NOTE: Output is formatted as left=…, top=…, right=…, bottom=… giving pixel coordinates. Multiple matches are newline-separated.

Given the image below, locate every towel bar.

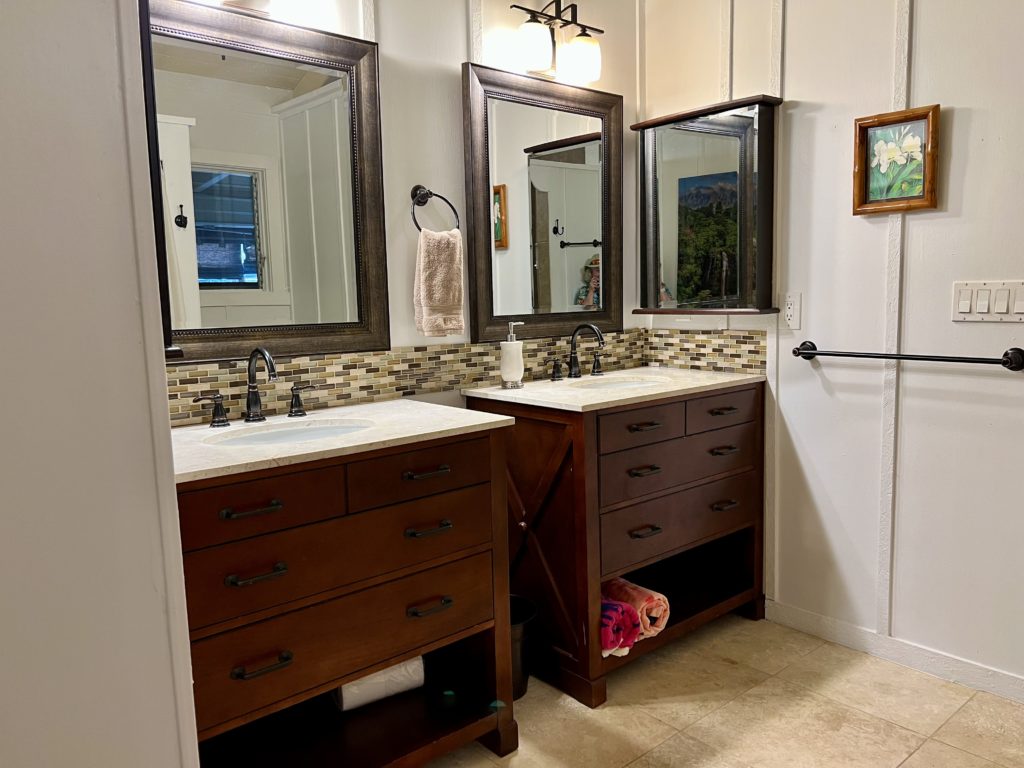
left=793, top=341, right=1024, bottom=372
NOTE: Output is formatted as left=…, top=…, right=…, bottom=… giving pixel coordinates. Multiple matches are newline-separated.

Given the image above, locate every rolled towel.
left=414, top=228, right=464, bottom=337
left=599, top=599, right=641, bottom=658
left=333, top=656, right=424, bottom=712
left=602, top=578, right=670, bottom=640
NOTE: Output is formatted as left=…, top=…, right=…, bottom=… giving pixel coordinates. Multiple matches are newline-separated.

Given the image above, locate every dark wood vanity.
left=469, top=382, right=764, bottom=707
left=176, top=429, right=517, bottom=766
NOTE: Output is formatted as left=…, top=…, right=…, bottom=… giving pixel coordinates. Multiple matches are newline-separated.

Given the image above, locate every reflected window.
left=191, top=167, right=264, bottom=289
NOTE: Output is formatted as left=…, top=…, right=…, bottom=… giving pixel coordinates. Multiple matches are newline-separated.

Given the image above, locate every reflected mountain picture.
left=677, top=171, right=740, bottom=308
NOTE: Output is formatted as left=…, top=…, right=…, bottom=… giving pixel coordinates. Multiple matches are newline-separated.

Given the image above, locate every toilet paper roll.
left=334, top=656, right=425, bottom=712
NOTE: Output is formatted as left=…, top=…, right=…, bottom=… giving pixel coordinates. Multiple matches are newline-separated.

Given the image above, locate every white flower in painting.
left=872, top=139, right=907, bottom=173
left=901, top=132, right=923, bottom=161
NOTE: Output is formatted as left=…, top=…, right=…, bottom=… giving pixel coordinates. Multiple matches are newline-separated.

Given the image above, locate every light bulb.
left=557, top=30, right=601, bottom=85
left=517, top=15, right=553, bottom=72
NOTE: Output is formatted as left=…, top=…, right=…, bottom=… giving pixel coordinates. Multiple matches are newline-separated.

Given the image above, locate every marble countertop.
left=171, top=398, right=513, bottom=484
left=462, top=366, right=765, bottom=413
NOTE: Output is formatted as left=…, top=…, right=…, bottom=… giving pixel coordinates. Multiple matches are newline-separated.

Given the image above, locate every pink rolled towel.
left=600, top=600, right=641, bottom=658
left=602, top=578, right=670, bottom=640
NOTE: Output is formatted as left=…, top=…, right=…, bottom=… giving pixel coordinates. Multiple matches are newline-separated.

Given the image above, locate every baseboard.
left=766, top=599, right=1024, bottom=704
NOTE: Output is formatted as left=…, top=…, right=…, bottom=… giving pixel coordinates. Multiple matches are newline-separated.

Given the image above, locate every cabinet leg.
left=536, top=667, right=607, bottom=708
left=735, top=594, right=765, bottom=621
left=480, top=719, right=519, bottom=757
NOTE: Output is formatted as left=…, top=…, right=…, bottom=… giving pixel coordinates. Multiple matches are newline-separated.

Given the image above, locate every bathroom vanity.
left=172, top=400, right=518, bottom=766
left=465, top=368, right=766, bottom=707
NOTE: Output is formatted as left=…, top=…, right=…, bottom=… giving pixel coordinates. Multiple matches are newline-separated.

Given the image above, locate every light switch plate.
left=952, top=280, right=1024, bottom=322
left=784, top=292, right=802, bottom=330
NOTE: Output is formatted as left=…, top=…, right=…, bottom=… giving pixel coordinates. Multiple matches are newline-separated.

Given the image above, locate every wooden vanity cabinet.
left=176, top=430, right=517, bottom=766
left=469, top=383, right=764, bottom=707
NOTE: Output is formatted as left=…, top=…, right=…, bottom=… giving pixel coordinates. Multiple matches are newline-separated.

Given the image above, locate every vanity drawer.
left=599, top=402, right=686, bottom=454
left=178, top=468, right=346, bottom=552
left=191, top=552, right=494, bottom=733
left=601, top=472, right=759, bottom=574
left=600, top=422, right=759, bottom=507
left=347, top=437, right=491, bottom=513
left=183, top=484, right=493, bottom=630
left=686, top=388, right=759, bottom=435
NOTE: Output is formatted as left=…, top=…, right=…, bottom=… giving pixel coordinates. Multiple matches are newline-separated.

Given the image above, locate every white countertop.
left=462, top=366, right=765, bottom=413
left=171, top=398, right=513, bottom=484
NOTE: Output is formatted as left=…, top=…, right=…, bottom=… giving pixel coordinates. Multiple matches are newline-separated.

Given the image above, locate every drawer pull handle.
left=629, top=524, right=664, bottom=539
left=219, top=499, right=284, bottom=521
left=709, top=445, right=739, bottom=457
left=711, top=499, right=739, bottom=512
left=224, top=562, right=288, bottom=588
left=404, top=519, right=454, bottom=539
left=709, top=406, right=740, bottom=417
left=627, top=421, right=663, bottom=433
left=402, top=464, right=452, bottom=482
left=406, top=596, right=454, bottom=618
left=230, top=650, right=294, bottom=681
left=628, top=465, right=662, bottom=478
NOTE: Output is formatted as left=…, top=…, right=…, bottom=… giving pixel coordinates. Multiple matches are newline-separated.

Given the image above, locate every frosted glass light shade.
left=558, top=31, right=601, bottom=85
left=517, top=18, right=553, bottom=72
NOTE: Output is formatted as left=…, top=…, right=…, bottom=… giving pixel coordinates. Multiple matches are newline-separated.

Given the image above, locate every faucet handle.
left=288, top=383, right=316, bottom=418
left=591, top=350, right=604, bottom=376
left=547, top=357, right=565, bottom=382
left=193, top=392, right=230, bottom=428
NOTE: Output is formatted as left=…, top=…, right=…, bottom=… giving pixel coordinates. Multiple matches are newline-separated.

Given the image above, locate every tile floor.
left=430, top=616, right=1024, bottom=768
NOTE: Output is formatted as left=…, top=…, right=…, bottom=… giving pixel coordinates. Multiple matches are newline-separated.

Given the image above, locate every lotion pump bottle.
left=500, top=321, right=526, bottom=389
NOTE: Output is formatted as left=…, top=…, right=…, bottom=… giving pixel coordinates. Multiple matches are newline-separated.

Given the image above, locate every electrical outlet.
left=784, top=292, right=802, bottom=330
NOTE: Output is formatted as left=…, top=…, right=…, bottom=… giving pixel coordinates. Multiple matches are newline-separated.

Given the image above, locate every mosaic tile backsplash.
left=166, top=328, right=765, bottom=426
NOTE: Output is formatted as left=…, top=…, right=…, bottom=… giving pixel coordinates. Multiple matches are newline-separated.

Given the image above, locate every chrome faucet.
left=244, top=347, right=278, bottom=422
left=568, top=323, right=606, bottom=378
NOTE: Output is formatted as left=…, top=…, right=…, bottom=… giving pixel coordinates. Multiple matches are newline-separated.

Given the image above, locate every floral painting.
left=866, top=119, right=927, bottom=201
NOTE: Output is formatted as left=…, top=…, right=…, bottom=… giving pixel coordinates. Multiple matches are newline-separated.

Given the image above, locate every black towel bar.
left=410, top=185, right=459, bottom=232
left=559, top=239, right=602, bottom=249
left=793, top=341, right=1024, bottom=372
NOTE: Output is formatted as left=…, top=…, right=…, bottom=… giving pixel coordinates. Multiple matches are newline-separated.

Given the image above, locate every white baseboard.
left=766, top=600, right=1024, bottom=704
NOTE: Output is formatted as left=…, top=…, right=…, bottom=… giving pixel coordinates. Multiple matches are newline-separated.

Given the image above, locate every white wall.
left=0, top=0, right=197, bottom=766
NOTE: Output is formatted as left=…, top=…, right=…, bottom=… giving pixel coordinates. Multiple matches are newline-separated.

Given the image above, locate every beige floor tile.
left=493, top=678, right=677, bottom=768
left=686, top=677, right=922, bottom=768
left=776, top=643, right=973, bottom=734
left=935, top=692, right=1024, bottom=767
left=606, top=643, right=768, bottom=730
left=900, top=740, right=1000, bottom=768
left=626, top=733, right=754, bottom=767
left=427, top=741, right=501, bottom=767
left=679, top=616, right=824, bottom=674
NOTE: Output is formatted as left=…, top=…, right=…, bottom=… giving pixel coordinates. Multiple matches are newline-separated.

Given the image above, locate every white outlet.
left=784, top=292, right=802, bottom=330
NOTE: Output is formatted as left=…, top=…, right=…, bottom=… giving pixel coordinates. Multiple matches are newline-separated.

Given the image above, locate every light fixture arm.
left=510, top=2, right=605, bottom=35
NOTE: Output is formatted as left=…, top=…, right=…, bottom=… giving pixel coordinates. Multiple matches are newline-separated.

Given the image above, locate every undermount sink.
left=569, top=376, right=671, bottom=390
left=203, top=418, right=374, bottom=447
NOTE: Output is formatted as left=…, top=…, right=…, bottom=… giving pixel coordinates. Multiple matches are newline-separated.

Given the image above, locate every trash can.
left=509, top=595, right=536, bottom=701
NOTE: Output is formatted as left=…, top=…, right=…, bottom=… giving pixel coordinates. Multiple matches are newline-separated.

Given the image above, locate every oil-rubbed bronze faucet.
left=244, top=347, right=278, bottom=422
left=568, top=323, right=606, bottom=378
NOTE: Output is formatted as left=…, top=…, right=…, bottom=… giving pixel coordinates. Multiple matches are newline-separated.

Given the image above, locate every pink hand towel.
left=600, top=600, right=641, bottom=658
left=602, top=578, right=670, bottom=640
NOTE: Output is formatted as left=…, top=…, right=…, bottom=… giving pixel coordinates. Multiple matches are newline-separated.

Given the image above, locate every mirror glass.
left=486, top=98, right=603, bottom=316
left=153, top=36, right=359, bottom=330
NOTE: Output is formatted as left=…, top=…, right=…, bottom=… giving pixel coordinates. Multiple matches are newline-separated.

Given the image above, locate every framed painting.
left=676, top=170, right=741, bottom=308
left=493, top=183, right=509, bottom=249
left=853, top=104, right=939, bottom=215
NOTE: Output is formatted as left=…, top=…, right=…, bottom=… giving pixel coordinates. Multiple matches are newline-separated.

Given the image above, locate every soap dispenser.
left=501, top=321, right=526, bottom=389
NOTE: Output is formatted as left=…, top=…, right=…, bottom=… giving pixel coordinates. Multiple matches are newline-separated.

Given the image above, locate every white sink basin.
left=569, top=376, right=671, bottom=390
left=203, top=418, right=374, bottom=447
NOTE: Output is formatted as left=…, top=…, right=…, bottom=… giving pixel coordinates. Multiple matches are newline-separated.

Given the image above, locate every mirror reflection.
left=153, top=36, right=359, bottom=330
left=487, top=98, right=603, bottom=316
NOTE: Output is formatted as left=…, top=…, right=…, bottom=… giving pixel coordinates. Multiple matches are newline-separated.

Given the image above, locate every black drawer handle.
left=224, top=562, right=288, bottom=588
left=628, top=524, right=664, bottom=539
left=711, top=499, right=739, bottom=512
left=709, top=406, right=740, bottom=417
left=402, top=464, right=452, bottom=482
left=230, top=650, right=294, bottom=681
left=404, top=520, right=454, bottom=539
left=219, top=499, right=284, bottom=521
left=406, top=596, right=454, bottom=618
left=628, top=465, right=662, bottom=478
left=709, top=445, right=739, bottom=457
left=627, top=421, right=663, bottom=433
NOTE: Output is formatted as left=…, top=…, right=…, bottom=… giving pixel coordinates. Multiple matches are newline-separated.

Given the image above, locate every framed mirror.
left=462, top=63, right=623, bottom=342
left=633, top=95, right=781, bottom=314
left=143, top=0, right=389, bottom=360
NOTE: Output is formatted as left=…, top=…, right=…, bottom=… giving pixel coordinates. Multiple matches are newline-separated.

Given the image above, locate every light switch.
left=977, top=289, right=991, bottom=313
left=957, top=288, right=973, bottom=314
left=994, top=289, right=1011, bottom=314
left=1015, top=290, right=1024, bottom=314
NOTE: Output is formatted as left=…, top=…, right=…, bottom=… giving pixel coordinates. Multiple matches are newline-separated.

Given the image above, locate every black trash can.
left=509, top=595, right=536, bottom=700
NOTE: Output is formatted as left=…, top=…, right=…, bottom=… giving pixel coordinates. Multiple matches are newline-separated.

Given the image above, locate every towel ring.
left=410, top=185, right=460, bottom=232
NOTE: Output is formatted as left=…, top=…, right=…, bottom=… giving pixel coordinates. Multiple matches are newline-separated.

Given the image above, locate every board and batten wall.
left=643, top=0, right=1024, bottom=700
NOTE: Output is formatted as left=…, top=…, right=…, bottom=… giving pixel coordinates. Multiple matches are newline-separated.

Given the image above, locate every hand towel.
left=414, top=228, right=464, bottom=337
left=602, top=577, right=671, bottom=640
left=599, top=599, right=641, bottom=658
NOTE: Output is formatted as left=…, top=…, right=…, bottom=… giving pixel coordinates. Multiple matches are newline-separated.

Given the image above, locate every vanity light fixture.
left=511, top=1, right=603, bottom=84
